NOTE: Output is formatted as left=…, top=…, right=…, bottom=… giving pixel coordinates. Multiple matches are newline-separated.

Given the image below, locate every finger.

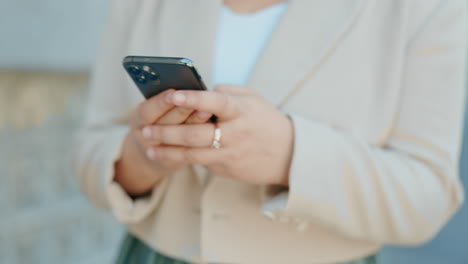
left=142, top=123, right=219, bottom=148
left=166, top=90, right=240, bottom=120
left=185, top=111, right=213, bottom=124
left=213, top=84, right=255, bottom=95
left=156, top=106, right=195, bottom=125
left=146, top=146, right=222, bottom=166
left=145, top=146, right=190, bottom=168
left=136, top=89, right=176, bottom=126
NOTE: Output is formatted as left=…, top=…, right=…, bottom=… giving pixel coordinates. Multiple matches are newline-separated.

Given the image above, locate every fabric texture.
left=74, top=0, right=467, bottom=263
left=116, top=233, right=378, bottom=264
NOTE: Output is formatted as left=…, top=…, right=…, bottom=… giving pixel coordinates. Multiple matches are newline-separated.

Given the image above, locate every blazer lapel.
left=246, top=0, right=366, bottom=107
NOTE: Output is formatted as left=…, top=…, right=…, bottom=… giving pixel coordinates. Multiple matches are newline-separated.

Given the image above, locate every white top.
left=212, top=2, right=288, bottom=87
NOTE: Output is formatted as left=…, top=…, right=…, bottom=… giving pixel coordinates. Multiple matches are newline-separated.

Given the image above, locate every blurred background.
left=0, top=1, right=123, bottom=264
left=0, top=0, right=467, bottom=263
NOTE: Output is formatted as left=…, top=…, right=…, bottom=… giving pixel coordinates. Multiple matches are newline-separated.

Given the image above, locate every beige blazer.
left=74, top=0, right=467, bottom=263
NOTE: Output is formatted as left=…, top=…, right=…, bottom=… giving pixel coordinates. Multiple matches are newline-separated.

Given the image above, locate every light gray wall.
left=0, top=72, right=123, bottom=264
left=0, top=0, right=108, bottom=72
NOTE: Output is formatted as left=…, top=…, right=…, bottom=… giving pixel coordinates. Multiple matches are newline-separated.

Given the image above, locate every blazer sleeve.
left=73, top=0, right=170, bottom=224
left=261, top=0, right=467, bottom=245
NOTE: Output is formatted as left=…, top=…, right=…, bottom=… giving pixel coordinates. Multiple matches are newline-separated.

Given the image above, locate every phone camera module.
left=136, top=75, right=147, bottom=84
left=128, top=66, right=142, bottom=76
left=143, top=65, right=152, bottom=72
left=148, top=71, right=159, bottom=81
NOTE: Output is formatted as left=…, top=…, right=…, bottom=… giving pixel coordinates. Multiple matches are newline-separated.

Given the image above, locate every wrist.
left=114, top=132, right=165, bottom=196
left=275, top=114, right=294, bottom=187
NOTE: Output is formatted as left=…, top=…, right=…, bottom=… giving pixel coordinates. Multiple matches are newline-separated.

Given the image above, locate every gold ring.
left=211, top=122, right=222, bottom=149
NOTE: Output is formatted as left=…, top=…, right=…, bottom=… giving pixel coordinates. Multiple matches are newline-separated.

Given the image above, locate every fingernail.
left=146, top=148, right=158, bottom=160
left=142, top=127, right=152, bottom=139
left=197, top=111, right=211, bottom=119
left=173, top=93, right=186, bottom=105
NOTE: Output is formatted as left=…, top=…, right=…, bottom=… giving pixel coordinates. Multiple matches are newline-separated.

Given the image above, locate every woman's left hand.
left=141, top=85, right=294, bottom=186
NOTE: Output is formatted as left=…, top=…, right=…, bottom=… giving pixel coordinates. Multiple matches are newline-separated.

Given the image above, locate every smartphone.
left=123, top=56, right=207, bottom=99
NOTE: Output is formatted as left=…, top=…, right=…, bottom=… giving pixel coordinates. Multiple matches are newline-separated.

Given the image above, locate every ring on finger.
left=211, top=122, right=222, bottom=149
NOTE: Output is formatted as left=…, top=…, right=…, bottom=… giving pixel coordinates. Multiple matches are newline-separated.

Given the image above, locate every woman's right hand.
left=114, top=89, right=212, bottom=196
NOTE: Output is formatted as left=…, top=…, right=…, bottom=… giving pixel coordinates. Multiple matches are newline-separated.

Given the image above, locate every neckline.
left=222, top=1, right=287, bottom=17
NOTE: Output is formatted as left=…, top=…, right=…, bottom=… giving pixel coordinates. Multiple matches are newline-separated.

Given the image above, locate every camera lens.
left=128, top=66, right=141, bottom=76
left=136, top=75, right=146, bottom=84
left=148, top=71, right=159, bottom=81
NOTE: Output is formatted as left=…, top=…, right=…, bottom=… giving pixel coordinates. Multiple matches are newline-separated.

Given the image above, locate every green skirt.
left=116, top=233, right=378, bottom=264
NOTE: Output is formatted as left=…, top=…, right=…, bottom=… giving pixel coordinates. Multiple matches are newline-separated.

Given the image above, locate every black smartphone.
left=123, top=56, right=207, bottom=99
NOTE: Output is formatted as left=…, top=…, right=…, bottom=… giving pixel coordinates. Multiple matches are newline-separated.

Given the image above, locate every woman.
left=74, top=0, right=467, bottom=263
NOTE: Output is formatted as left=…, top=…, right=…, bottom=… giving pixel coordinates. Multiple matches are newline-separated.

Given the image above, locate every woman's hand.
left=115, top=89, right=212, bottom=196
left=141, top=85, right=295, bottom=186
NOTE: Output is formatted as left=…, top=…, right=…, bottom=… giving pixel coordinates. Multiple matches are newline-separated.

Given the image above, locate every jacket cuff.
left=100, top=127, right=169, bottom=224
left=260, top=113, right=337, bottom=228
left=106, top=175, right=170, bottom=224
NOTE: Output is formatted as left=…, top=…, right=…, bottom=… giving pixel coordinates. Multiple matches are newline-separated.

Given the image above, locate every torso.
left=121, top=0, right=445, bottom=263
